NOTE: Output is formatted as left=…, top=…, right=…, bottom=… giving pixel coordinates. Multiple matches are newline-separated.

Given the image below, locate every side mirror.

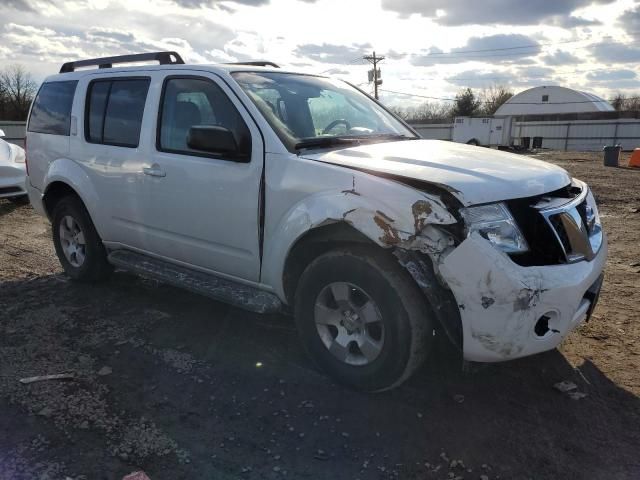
left=187, top=125, right=247, bottom=161
left=0, top=129, right=5, bottom=138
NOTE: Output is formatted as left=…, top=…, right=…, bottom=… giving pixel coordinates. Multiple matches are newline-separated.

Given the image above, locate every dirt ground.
left=0, top=151, right=638, bottom=480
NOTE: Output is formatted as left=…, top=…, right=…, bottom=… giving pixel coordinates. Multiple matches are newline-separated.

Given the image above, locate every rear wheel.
left=52, top=196, right=112, bottom=282
left=294, top=246, right=433, bottom=391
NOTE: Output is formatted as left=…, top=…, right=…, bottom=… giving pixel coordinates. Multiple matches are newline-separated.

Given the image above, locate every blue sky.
left=2, top=0, right=639, bottom=107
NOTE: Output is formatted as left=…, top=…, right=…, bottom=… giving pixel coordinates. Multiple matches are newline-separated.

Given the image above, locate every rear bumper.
left=0, top=164, right=27, bottom=198
left=26, top=180, right=47, bottom=216
left=439, top=232, right=607, bottom=362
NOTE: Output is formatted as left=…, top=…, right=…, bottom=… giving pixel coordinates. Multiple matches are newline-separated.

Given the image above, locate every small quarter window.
left=86, top=81, right=110, bottom=143
left=85, top=78, right=150, bottom=147
left=28, top=81, right=78, bottom=136
left=542, top=95, right=549, bottom=102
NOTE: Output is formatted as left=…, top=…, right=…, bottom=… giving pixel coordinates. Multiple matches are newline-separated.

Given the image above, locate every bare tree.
left=0, top=64, right=38, bottom=120
left=611, top=93, right=626, bottom=111
left=389, top=102, right=453, bottom=124
left=610, top=93, right=640, bottom=112
left=481, top=85, right=514, bottom=116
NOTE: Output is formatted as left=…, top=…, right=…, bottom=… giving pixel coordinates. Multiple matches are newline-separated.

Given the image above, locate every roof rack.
left=224, top=61, right=280, bottom=68
left=59, top=51, right=185, bottom=73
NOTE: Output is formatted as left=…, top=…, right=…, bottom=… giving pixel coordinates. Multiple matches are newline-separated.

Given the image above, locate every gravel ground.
left=0, top=151, right=639, bottom=480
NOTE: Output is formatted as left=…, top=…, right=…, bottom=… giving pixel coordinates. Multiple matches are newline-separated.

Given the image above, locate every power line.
left=396, top=33, right=640, bottom=60
left=317, top=56, right=366, bottom=74
left=412, top=65, right=640, bottom=83
left=378, top=88, right=640, bottom=104
left=415, top=37, right=581, bottom=55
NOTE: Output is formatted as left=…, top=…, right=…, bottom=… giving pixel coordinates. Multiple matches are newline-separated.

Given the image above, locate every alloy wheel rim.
left=314, top=282, right=385, bottom=366
left=59, top=215, right=86, bottom=268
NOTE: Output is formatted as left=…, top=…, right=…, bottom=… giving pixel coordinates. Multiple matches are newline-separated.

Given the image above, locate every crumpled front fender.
left=262, top=175, right=458, bottom=301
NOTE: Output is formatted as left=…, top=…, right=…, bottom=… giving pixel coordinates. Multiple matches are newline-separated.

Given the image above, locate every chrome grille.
left=534, top=184, right=601, bottom=264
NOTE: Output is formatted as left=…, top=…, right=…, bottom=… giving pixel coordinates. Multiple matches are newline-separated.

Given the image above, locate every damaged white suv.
left=26, top=52, right=606, bottom=391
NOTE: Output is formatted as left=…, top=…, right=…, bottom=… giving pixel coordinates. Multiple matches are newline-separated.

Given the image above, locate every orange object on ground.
left=629, top=148, right=640, bottom=168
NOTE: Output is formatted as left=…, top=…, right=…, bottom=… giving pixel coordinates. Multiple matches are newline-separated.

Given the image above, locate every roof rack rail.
left=60, top=51, right=185, bottom=73
left=224, top=61, right=280, bottom=68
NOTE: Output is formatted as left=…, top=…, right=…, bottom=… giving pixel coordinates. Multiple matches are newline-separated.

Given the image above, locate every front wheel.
left=294, top=246, right=433, bottom=391
left=52, top=196, right=112, bottom=282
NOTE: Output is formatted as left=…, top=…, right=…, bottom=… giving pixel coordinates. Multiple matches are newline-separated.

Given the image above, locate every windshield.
left=232, top=71, right=416, bottom=150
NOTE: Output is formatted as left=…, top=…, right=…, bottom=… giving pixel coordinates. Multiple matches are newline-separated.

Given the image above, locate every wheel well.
left=43, top=182, right=81, bottom=218
left=282, top=222, right=379, bottom=305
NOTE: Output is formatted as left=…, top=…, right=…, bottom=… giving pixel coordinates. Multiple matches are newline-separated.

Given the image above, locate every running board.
left=108, top=250, right=282, bottom=314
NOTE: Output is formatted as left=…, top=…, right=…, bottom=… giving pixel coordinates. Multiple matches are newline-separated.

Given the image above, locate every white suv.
left=25, top=52, right=607, bottom=391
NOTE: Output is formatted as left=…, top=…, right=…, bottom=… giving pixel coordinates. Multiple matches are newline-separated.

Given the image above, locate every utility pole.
left=364, top=51, right=384, bottom=100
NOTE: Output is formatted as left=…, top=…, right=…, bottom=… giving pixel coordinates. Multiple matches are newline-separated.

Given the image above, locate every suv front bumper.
left=439, top=231, right=607, bottom=362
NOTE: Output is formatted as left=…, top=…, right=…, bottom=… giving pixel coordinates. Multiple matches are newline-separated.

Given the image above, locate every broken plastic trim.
left=394, top=249, right=463, bottom=350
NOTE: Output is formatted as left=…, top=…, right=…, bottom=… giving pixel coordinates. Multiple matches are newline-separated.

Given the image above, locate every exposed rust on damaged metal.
left=374, top=212, right=401, bottom=245
left=411, top=200, right=434, bottom=232
left=375, top=210, right=395, bottom=223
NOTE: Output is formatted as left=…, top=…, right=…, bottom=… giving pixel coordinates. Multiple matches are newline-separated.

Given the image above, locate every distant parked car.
left=0, top=129, right=27, bottom=202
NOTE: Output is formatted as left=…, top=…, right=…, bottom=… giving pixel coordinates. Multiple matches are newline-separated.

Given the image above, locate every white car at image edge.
left=0, top=129, right=27, bottom=202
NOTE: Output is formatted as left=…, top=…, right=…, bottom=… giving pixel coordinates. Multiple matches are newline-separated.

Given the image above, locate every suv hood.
left=301, top=139, right=571, bottom=206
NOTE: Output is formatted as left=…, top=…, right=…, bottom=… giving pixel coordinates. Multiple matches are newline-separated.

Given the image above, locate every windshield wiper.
left=295, top=134, right=417, bottom=151
left=294, top=137, right=364, bottom=150
left=360, top=133, right=418, bottom=141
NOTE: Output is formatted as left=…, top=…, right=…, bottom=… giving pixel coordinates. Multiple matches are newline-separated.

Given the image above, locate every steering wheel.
left=322, top=119, right=351, bottom=134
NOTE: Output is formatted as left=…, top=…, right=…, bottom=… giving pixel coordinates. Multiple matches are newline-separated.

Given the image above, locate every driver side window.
left=158, top=76, right=251, bottom=157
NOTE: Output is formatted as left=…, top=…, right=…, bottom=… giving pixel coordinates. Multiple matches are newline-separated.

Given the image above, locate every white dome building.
left=495, top=86, right=614, bottom=116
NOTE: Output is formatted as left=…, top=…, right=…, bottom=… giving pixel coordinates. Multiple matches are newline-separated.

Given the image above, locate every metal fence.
left=511, top=118, right=640, bottom=151
left=412, top=118, right=640, bottom=151
left=411, top=123, right=453, bottom=141
left=0, top=121, right=26, bottom=147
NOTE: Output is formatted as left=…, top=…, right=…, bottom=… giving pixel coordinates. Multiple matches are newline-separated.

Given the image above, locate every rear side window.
left=85, top=78, right=150, bottom=148
left=28, top=81, right=78, bottom=136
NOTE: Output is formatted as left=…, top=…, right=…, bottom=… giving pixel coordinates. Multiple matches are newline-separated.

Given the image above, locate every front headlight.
left=461, top=202, right=529, bottom=253
left=585, top=188, right=603, bottom=253
left=13, top=148, right=25, bottom=164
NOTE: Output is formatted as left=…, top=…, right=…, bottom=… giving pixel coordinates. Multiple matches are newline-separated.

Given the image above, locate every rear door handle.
left=143, top=166, right=166, bottom=177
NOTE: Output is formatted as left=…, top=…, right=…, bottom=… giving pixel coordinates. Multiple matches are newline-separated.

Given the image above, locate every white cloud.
left=0, top=0, right=638, bottom=102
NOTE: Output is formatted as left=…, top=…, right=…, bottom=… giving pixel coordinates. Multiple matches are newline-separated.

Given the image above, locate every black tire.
left=294, top=245, right=433, bottom=392
left=466, top=139, right=480, bottom=146
left=52, top=195, right=113, bottom=282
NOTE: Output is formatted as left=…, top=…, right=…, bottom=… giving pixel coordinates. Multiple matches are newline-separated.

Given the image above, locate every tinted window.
left=158, top=77, right=250, bottom=157
left=85, top=78, right=150, bottom=147
left=28, top=81, right=78, bottom=135
left=86, top=81, right=110, bottom=143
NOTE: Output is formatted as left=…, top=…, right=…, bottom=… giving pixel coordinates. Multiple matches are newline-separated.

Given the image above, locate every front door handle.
left=143, top=165, right=166, bottom=177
